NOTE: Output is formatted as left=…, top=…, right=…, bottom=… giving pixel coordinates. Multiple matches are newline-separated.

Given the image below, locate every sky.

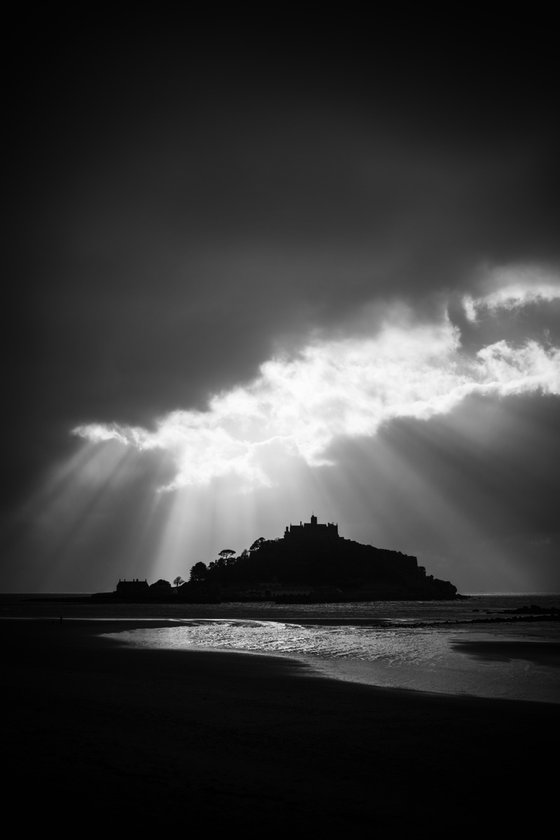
left=3, top=12, right=560, bottom=593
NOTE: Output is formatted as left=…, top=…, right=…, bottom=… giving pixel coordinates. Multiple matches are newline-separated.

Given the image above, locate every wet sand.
left=2, top=618, right=559, bottom=831
left=452, top=638, right=560, bottom=665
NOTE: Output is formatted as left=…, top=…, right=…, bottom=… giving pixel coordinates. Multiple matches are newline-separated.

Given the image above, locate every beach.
left=2, top=617, right=559, bottom=832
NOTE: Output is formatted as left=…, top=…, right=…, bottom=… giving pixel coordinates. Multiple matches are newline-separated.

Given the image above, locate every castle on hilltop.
left=284, top=514, right=339, bottom=540
left=101, top=512, right=459, bottom=604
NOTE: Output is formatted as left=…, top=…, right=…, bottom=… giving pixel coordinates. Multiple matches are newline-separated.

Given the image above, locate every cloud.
left=463, top=265, right=560, bottom=322
left=9, top=22, right=560, bottom=515
left=74, top=290, right=560, bottom=491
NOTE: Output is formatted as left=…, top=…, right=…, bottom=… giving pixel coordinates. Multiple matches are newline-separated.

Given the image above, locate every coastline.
left=3, top=618, right=559, bottom=830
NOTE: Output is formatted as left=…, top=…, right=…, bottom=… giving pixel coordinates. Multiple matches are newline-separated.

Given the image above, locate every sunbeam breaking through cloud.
left=74, top=280, right=560, bottom=492
left=6, top=16, right=560, bottom=596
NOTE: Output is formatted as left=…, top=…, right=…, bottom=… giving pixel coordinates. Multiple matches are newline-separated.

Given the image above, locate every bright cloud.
left=463, top=265, right=560, bottom=321
left=74, top=296, right=560, bottom=491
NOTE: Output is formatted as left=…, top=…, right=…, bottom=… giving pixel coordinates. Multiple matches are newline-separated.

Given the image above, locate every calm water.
left=3, top=594, right=559, bottom=704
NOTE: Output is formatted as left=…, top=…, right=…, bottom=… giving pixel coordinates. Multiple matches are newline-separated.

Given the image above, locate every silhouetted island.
left=102, top=515, right=459, bottom=603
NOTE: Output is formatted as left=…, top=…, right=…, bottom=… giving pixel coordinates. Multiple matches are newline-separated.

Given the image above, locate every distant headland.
left=94, top=515, right=460, bottom=603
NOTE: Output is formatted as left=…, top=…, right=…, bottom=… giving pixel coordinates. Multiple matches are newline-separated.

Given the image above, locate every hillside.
left=178, top=516, right=458, bottom=602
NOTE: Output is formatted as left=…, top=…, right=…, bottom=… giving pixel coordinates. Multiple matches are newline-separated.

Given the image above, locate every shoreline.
left=5, top=613, right=560, bottom=703
left=3, top=618, right=559, bottom=830
left=98, top=615, right=560, bottom=704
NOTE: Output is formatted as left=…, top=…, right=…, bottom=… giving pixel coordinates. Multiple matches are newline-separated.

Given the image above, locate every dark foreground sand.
left=2, top=619, right=559, bottom=832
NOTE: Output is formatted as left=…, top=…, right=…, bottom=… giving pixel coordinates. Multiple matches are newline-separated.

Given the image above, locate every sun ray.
left=12, top=274, right=559, bottom=592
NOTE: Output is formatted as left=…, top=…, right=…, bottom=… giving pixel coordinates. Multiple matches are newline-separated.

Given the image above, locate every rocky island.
left=105, top=515, right=459, bottom=603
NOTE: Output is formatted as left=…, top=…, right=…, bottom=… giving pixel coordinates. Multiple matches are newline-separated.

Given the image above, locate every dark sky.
left=3, top=12, right=560, bottom=592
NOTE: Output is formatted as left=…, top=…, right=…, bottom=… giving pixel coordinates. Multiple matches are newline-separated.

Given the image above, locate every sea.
left=2, top=593, right=559, bottom=704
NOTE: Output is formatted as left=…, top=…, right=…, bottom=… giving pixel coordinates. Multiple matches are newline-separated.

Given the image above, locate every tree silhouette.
left=173, top=576, right=184, bottom=588
left=218, top=549, right=236, bottom=567
left=189, top=562, right=208, bottom=583
left=250, top=538, right=265, bottom=551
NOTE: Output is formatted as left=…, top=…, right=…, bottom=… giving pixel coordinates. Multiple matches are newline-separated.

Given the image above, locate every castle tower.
left=310, top=514, right=317, bottom=526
